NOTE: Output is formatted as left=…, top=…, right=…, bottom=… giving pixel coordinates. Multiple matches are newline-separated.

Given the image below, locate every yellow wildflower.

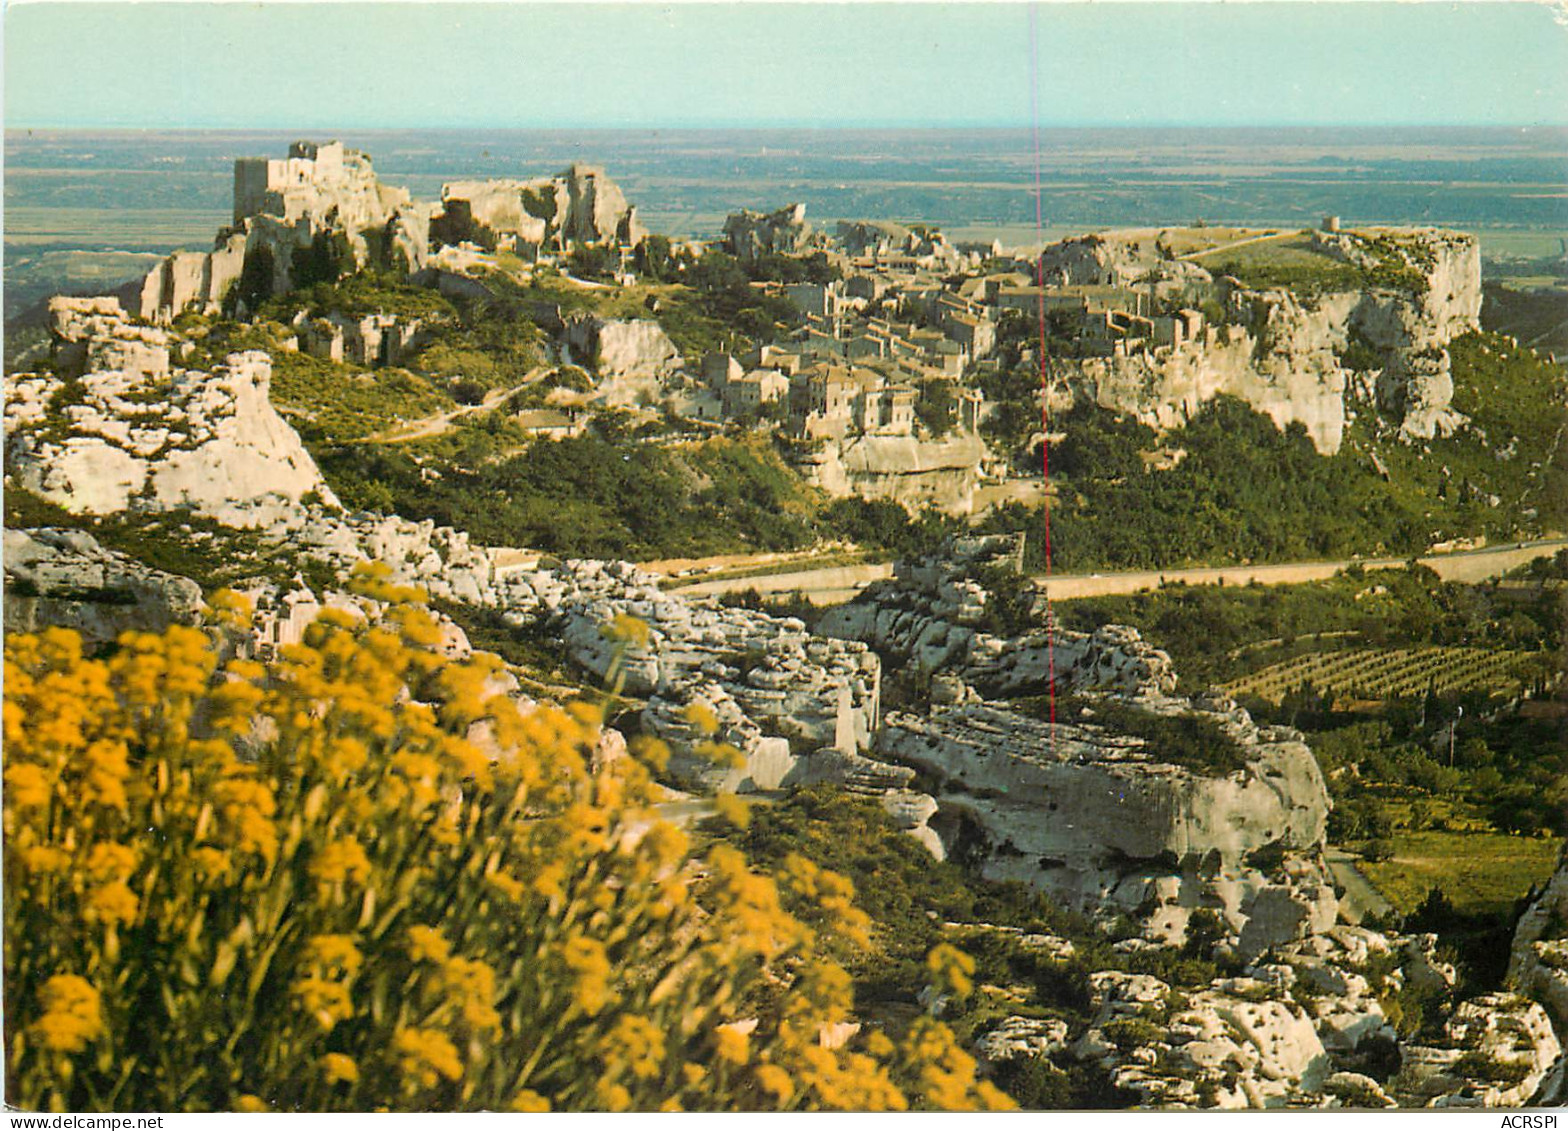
left=20, top=845, right=70, bottom=875
left=754, top=1063, right=795, bottom=1104
left=680, top=1062, right=707, bottom=1087
left=81, top=739, right=131, bottom=811
left=191, top=847, right=232, bottom=883
left=603, top=613, right=650, bottom=648
left=293, top=976, right=353, bottom=1030
left=442, top=956, right=499, bottom=1030
left=608, top=1014, right=665, bottom=1079
left=536, top=865, right=567, bottom=897
left=485, top=871, right=525, bottom=901
left=394, top=1027, right=463, bottom=1088
left=4, top=762, right=51, bottom=808
left=321, top=1053, right=359, bottom=1085
left=715, top=1024, right=751, bottom=1065
left=306, top=934, right=363, bottom=977
left=925, top=943, right=976, bottom=999
left=85, top=842, right=138, bottom=883
left=560, top=935, right=612, bottom=1016
left=593, top=1080, right=632, bottom=1112
left=84, top=881, right=139, bottom=926
left=234, top=1095, right=270, bottom=1113
left=714, top=792, right=751, bottom=830
left=311, top=837, right=371, bottom=886
left=407, top=925, right=451, bottom=964
left=31, top=975, right=102, bottom=1053
left=681, top=700, right=719, bottom=735
left=510, top=1090, right=550, bottom=1112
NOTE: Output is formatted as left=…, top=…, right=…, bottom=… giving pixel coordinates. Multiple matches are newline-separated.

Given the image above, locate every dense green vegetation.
left=316, top=434, right=821, bottom=559
left=980, top=329, right=1566, bottom=572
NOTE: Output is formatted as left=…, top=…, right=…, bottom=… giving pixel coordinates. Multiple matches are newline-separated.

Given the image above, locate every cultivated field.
left=1223, top=645, right=1537, bottom=703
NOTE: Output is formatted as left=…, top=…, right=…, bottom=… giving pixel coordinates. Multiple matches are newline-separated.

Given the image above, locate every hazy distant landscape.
left=8, top=125, right=1568, bottom=318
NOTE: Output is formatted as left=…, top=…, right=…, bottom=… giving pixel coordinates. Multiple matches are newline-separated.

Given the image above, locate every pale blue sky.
left=5, top=2, right=1567, bottom=129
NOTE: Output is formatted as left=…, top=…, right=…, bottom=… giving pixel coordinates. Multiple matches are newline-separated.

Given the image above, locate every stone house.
left=788, top=365, right=916, bottom=441
left=514, top=409, right=585, bottom=439
left=784, top=280, right=847, bottom=319
left=722, top=368, right=790, bottom=418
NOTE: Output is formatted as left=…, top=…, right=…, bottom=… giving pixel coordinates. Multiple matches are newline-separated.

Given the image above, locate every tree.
left=914, top=380, right=957, bottom=439
left=2, top=582, right=1012, bottom=1112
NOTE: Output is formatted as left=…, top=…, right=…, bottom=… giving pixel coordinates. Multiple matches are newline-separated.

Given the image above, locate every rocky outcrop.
left=878, top=695, right=1332, bottom=932
left=1508, top=847, right=1568, bottom=1026
left=817, top=535, right=1177, bottom=697
left=126, top=141, right=430, bottom=322
left=794, top=433, right=987, bottom=516
left=722, top=204, right=815, bottom=260
left=561, top=317, right=683, bottom=394
left=47, top=296, right=171, bottom=377
left=1069, top=970, right=1330, bottom=1109
left=6, top=303, right=336, bottom=526
left=3, top=527, right=204, bottom=648
left=1057, top=227, right=1482, bottom=453
left=1395, top=994, right=1560, bottom=1108
left=437, top=165, right=642, bottom=253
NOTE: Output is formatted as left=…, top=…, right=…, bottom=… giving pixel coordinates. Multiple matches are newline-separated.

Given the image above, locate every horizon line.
left=10, top=120, right=1568, bottom=132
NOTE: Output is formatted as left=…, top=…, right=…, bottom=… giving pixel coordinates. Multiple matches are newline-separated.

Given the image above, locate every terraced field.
left=1223, top=645, right=1536, bottom=703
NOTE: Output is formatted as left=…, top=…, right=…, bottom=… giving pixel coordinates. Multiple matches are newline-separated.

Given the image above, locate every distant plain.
left=6, top=125, right=1566, bottom=317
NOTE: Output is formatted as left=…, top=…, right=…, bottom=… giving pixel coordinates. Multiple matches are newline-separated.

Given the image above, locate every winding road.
left=666, top=538, right=1568, bottom=606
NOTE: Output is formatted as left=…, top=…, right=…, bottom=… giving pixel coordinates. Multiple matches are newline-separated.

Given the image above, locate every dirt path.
left=367, top=366, right=550, bottom=443
left=1180, top=230, right=1292, bottom=262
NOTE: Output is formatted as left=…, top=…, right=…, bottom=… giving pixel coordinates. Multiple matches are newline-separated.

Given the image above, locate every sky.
left=4, top=1, right=1568, bottom=130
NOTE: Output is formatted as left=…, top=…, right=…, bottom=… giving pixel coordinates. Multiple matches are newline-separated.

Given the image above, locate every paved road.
left=1325, top=847, right=1395, bottom=925
left=662, top=538, right=1566, bottom=607
left=1031, top=539, right=1568, bottom=600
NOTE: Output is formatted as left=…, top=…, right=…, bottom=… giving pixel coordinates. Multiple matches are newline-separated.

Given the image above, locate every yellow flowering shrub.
left=3, top=583, right=1012, bottom=1112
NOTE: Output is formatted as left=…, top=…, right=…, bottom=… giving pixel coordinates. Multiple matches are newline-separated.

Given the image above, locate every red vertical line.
left=1028, top=3, right=1057, bottom=731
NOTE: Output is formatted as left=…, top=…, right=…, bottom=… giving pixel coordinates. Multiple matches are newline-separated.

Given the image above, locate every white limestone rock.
left=4, top=527, right=204, bottom=647
left=975, top=1017, right=1071, bottom=1064
left=7, top=342, right=338, bottom=526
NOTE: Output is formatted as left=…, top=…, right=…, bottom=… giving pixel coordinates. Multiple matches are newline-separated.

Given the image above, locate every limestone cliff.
left=125, top=141, right=431, bottom=323
left=1508, top=846, right=1568, bottom=1028
left=722, top=203, right=815, bottom=260
left=1055, top=228, right=1483, bottom=453
left=817, top=534, right=1178, bottom=696
left=794, top=433, right=988, bottom=517
left=5, top=299, right=337, bottom=527
left=436, top=165, right=642, bottom=253
left=878, top=695, right=1334, bottom=939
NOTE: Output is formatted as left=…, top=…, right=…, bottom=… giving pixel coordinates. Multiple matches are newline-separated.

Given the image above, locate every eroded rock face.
left=3, top=527, right=204, bottom=648
left=1054, top=227, right=1482, bottom=453
left=1509, top=848, right=1568, bottom=1026
left=561, top=317, right=684, bottom=393
left=127, top=141, right=429, bottom=322
left=1396, top=994, right=1561, bottom=1108
left=797, top=433, right=988, bottom=517
left=722, top=203, right=815, bottom=260
left=437, top=165, right=642, bottom=252
left=878, top=695, right=1332, bottom=929
left=6, top=306, right=337, bottom=526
